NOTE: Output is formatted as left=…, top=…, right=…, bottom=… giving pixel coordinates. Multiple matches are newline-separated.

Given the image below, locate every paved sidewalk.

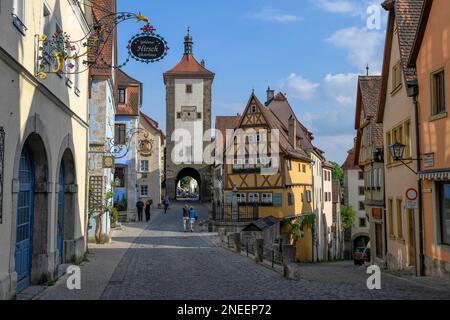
left=35, top=217, right=156, bottom=300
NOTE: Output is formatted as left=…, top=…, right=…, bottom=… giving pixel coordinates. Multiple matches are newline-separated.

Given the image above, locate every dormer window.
left=251, top=105, right=257, bottom=113
left=118, top=88, right=126, bottom=104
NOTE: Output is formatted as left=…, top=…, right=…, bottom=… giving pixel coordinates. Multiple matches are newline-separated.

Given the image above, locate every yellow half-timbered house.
left=223, top=93, right=314, bottom=260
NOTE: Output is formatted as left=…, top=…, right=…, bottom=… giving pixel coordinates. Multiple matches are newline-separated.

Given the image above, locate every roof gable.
left=239, top=94, right=268, bottom=127
left=377, top=0, right=425, bottom=123
left=267, top=92, right=315, bottom=150
left=226, top=92, right=310, bottom=161
left=355, top=76, right=382, bottom=129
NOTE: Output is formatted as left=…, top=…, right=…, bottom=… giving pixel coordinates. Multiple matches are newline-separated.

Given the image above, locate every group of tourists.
left=135, top=197, right=199, bottom=232
left=135, top=199, right=153, bottom=222
left=182, top=205, right=198, bottom=232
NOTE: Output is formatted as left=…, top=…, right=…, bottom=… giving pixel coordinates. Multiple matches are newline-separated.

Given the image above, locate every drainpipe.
left=409, top=84, right=425, bottom=276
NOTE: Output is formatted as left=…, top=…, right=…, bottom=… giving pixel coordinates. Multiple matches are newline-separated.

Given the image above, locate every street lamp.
left=388, top=141, right=419, bottom=174
left=389, top=141, right=406, bottom=161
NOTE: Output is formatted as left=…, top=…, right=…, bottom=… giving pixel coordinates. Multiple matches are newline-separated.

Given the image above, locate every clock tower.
left=163, top=30, right=215, bottom=201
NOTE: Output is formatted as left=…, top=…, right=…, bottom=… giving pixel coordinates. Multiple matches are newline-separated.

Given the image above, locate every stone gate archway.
left=175, top=167, right=201, bottom=201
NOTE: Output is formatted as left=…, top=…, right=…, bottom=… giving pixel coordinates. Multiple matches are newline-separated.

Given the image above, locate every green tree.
left=179, top=176, right=192, bottom=189
left=331, top=161, right=344, bottom=187
left=284, top=215, right=316, bottom=242
left=341, top=205, right=357, bottom=231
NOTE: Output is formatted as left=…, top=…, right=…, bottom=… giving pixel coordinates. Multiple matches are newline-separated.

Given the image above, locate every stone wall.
left=425, top=256, right=450, bottom=280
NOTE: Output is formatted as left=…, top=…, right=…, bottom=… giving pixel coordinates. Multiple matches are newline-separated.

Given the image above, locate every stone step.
left=118, top=213, right=128, bottom=223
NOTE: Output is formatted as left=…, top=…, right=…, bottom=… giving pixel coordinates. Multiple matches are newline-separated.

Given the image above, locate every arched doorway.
left=353, top=235, right=370, bottom=250
left=14, top=134, right=49, bottom=292
left=57, top=149, right=76, bottom=264
left=175, top=168, right=201, bottom=201
left=15, top=145, right=34, bottom=292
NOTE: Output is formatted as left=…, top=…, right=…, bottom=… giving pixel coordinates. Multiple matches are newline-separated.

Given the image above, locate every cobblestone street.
left=32, top=202, right=450, bottom=300
left=35, top=201, right=450, bottom=300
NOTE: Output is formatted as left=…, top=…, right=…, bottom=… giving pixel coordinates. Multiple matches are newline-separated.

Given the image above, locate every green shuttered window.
left=273, top=193, right=282, bottom=207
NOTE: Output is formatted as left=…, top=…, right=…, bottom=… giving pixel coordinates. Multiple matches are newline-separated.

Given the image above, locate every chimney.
left=201, top=59, right=205, bottom=67
left=288, top=115, right=297, bottom=149
left=266, top=86, right=275, bottom=103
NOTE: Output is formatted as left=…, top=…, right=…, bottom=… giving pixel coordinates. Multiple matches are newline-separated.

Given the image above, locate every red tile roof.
left=359, top=76, right=382, bottom=118
left=395, top=0, right=425, bottom=84
left=117, top=68, right=142, bottom=86
left=268, top=92, right=315, bottom=151
left=140, top=112, right=163, bottom=134
left=342, top=148, right=359, bottom=169
left=164, top=54, right=214, bottom=81
left=236, top=93, right=311, bottom=161
left=215, top=115, right=241, bottom=148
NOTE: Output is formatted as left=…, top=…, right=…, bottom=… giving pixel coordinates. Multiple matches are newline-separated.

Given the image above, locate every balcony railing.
left=212, top=203, right=259, bottom=222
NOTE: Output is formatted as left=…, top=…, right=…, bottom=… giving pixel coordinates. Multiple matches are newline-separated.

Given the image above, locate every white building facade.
left=342, top=148, right=369, bottom=258
left=0, top=0, right=90, bottom=298
left=322, top=162, right=334, bottom=260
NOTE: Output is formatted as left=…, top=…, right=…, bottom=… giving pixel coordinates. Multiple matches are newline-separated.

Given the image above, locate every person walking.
left=136, top=199, right=144, bottom=222
left=182, top=205, right=189, bottom=232
left=163, top=196, right=170, bottom=214
left=189, top=206, right=198, bottom=232
left=145, top=199, right=153, bottom=222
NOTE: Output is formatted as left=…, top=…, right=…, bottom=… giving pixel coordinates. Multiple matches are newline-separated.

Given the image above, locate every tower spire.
left=184, top=27, right=193, bottom=55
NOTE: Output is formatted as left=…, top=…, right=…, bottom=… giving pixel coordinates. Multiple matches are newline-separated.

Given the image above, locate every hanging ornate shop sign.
left=128, top=33, right=168, bottom=63
left=102, top=155, right=115, bottom=169
left=0, top=127, right=4, bottom=224
left=36, top=0, right=169, bottom=80
left=105, top=128, right=154, bottom=160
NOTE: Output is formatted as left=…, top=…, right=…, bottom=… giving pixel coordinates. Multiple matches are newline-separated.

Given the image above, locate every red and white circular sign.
left=406, top=188, right=419, bottom=201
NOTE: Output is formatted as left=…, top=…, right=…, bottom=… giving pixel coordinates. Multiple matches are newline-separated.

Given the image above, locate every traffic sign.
left=406, top=188, right=419, bottom=201
left=406, top=200, right=419, bottom=209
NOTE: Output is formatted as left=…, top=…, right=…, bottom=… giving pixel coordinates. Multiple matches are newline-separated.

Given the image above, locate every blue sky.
left=117, top=0, right=387, bottom=164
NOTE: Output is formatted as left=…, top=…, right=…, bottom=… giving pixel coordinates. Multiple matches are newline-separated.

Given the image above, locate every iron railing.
left=213, top=203, right=259, bottom=222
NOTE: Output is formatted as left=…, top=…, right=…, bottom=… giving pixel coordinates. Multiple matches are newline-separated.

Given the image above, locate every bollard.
left=233, top=233, right=241, bottom=253
left=272, top=250, right=274, bottom=268
left=282, top=244, right=296, bottom=265
left=255, top=239, right=264, bottom=263
left=218, top=228, right=225, bottom=243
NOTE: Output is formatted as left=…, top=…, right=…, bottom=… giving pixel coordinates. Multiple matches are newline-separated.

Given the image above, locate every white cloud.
left=284, top=73, right=320, bottom=101
left=312, top=0, right=382, bottom=17
left=314, top=0, right=356, bottom=13
left=326, top=27, right=384, bottom=72
left=314, top=134, right=356, bottom=164
left=336, top=95, right=354, bottom=106
left=253, top=7, right=302, bottom=23
left=323, top=73, right=359, bottom=106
